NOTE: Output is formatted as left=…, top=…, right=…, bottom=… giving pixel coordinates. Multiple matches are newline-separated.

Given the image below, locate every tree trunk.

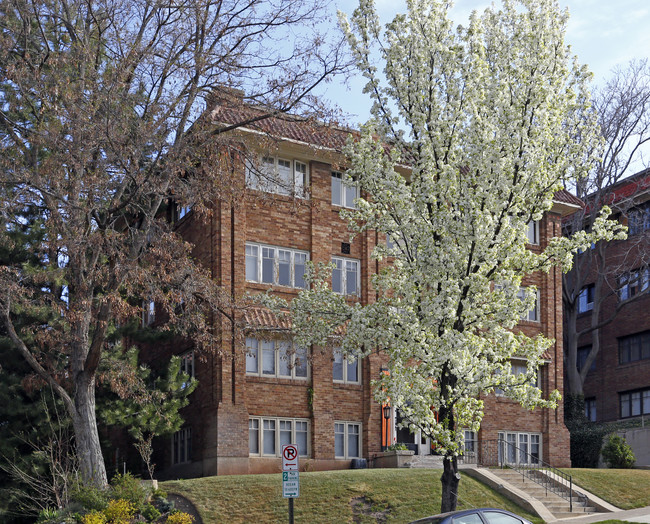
left=440, top=455, right=460, bottom=513
left=72, top=373, right=108, bottom=489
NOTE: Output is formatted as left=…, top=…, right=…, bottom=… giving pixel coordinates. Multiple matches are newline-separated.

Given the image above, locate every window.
left=332, top=348, right=360, bottom=384
left=249, top=417, right=309, bottom=457
left=331, top=171, right=358, bottom=208
left=495, top=361, right=540, bottom=396
left=517, top=288, right=540, bottom=322
left=498, top=431, right=541, bottom=465
left=619, top=331, right=650, bottom=364
left=483, top=511, right=529, bottom=524
left=628, top=201, right=650, bottom=235
left=578, top=284, right=594, bottom=313
left=463, top=430, right=477, bottom=455
left=620, top=388, right=650, bottom=418
left=526, top=221, right=539, bottom=245
left=246, top=337, right=308, bottom=379
left=334, top=422, right=361, bottom=459
left=245, top=243, right=308, bottom=289
left=142, top=299, right=155, bottom=326
left=584, top=398, right=597, bottom=422
left=172, top=427, right=191, bottom=465
left=332, top=257, right=360, bottom=296
left=386, top=233, right=396, bottom=251
left=246, top=156, right=308, bottom=198
left=179, top=351, right=195, bottom=389
left=577, top=346, right=596, bottom=372
left=619, top=268, right=650, bottom=301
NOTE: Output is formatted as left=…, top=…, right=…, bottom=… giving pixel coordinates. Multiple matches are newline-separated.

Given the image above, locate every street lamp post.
left=382, top=404, right=391, bottom=451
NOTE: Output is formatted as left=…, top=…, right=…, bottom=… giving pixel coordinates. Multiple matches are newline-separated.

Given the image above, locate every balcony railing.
left=461, top=438, right=587, bottom=513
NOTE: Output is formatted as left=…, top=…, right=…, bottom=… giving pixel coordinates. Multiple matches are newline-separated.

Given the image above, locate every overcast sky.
left=324, top=0, right=650, bottom=127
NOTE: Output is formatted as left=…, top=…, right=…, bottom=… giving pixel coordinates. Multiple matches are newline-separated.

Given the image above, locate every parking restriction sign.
left=282, top=444, right=298, bottom=471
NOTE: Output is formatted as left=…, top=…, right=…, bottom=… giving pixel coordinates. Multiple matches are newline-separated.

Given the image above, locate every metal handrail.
left=461, top=438, right=588, bottom=513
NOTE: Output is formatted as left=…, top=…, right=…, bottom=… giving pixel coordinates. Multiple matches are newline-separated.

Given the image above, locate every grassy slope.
left=162, top=468, right=542, bottom=523
left=562, top=469, right=650, bottom=510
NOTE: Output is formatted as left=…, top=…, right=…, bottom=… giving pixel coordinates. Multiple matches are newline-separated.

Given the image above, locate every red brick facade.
left=573, top=170, right=650, bottom=423
left=139, top=108, right=572, bottom=479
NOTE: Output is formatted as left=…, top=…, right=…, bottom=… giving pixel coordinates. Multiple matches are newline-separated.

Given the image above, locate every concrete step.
left=488, top=468, right=601, bottom=518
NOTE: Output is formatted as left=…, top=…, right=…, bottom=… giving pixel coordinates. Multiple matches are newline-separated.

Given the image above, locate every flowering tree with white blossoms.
left=288, top=0, right=624, bottom=513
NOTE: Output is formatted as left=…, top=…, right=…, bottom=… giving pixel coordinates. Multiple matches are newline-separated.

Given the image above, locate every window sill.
left=333, top=382, right=363, bottom=390
left=246, top=375, right=310, bottom=384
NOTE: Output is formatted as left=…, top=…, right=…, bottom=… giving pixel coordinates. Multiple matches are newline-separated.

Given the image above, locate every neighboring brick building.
left=141, top=95, right=574, bottom=479
left=569, top=169, right=650, bottom=423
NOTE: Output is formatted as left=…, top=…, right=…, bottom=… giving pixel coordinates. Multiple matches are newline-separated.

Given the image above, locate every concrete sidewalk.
left=553, top=506, right=650, bottom=523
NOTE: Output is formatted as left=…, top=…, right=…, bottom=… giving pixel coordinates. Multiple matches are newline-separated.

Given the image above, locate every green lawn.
left=162, top=468, right=542, bottom=523
left=562, top=468, right=650, bottom=510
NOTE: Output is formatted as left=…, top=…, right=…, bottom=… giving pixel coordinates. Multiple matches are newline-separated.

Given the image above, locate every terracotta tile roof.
left=553, top=189, right=584, bottom=208
left=243, top=307, right=292, bottom=332
left=209, top=102, right=354, bottom=152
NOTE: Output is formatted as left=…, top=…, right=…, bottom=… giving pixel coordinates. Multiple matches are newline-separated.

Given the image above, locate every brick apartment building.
left=139, top=95, right=575, bottom=479
left=570, top=169, right=650, bottom=423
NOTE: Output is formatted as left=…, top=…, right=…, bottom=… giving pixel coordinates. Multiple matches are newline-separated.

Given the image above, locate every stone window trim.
left=526, top=220, right=540, bottom=245
left=331, top=171, right=358, bottom=209
left=331, top=256, right=360, bottom=297
left=517, top=287, right=540, bottom=323
left=245, top=337, right=309, bottom=380
left=332, top=347, right=361, bottom=385
left=245, top=242, right=309, bottom=289
left=494, top=358, right=542, bottom=396
left=334, top=421, right=362, bottom=459
left=248, top=416, right=310, bottom=458
left=498, top=431, right=542, bottom=465
left=245, top=156, right=308, bottom=199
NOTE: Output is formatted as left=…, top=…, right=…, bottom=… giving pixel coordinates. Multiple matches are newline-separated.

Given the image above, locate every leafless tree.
left=564, top=59, right=650, bottom=398
left=0, top=0, right=347, bottom=488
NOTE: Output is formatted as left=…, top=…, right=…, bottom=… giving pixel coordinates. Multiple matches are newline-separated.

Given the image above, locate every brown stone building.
left=570, top=169, right=650, bottom=423
left=139, top=98, right=574, bottom=479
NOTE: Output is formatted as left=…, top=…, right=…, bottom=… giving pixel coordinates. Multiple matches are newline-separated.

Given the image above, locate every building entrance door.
left=395, top=411, right=432, bottom=455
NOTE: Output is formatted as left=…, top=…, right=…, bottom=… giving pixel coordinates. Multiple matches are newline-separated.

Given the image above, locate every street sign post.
left=281, top=444, right=299, bottom=524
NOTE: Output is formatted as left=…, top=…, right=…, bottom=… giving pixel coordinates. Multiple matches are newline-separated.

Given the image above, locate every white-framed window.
left=495, top=360, right=540, bottom=395
left=179, top=351, right=195, bottom=389
left=331, top=171, right=358, bottom=208
left=332, top=257, right=360, bottom=296
left=245, top=243, right=308, bottom=289
left=245, top=337, right=309, bottom=379
left=578, top=284, right=595, bottom=313
left=172, top=427, right=192, bottom=465
left=334, top=422, right=361, bottom=459
left=526, top=221, right=539, bottom=245
left=463, top=430, right=477, bottom=455
left=332, top=348, right=360, bottom=384
left=249, top=417, right=310, bottom=457
left=246, top=156, right=308, bottom=198
left=585, top=397, right=597, bottom=422
left=142, top=299, right=155, bottom=326
left=498, top=431, right=541, bottom=465
left=517, top=287, right=540, bottom=322
left=619, top=268, right=650, bottom=301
